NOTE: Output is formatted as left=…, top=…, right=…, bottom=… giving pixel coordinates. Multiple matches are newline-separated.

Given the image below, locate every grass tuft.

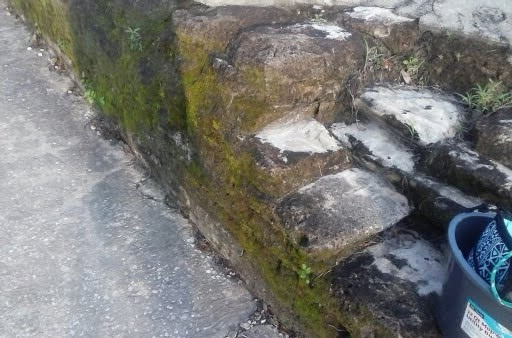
left=459, top=79, right=512, bottom=117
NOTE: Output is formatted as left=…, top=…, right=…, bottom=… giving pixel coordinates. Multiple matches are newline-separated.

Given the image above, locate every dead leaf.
left=401, top=69, right=412, bottom=84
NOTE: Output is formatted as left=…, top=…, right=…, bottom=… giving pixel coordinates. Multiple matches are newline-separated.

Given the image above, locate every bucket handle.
left=490, top=251, right=512, bottom=309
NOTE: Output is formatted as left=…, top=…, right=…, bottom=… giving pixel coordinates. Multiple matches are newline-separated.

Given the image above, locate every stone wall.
left=6, top=1, right=349, bottom=336
left=7, top=0, right=512, bottom=336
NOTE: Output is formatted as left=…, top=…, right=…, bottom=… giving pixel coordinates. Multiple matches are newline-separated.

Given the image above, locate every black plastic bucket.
left=438, top=212, right=512, bottom=337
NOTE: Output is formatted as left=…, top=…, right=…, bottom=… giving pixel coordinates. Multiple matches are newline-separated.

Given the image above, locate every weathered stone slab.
left=331, top=121, right=415, bottom=173
left=233, top=21, right=364, bottom=125
left=475, top=109, right=512, bottom=169
left=418, top=1, right=512, bottom=45
left=338, top=6, right=419, bottom=53
left=419, top=141, right=512, bottom=208
left=256, top=119, right=341, bottom=155
left=196, top=0, right=512, bottom=48
left=248, top=119, right=350, bottom=193
left=406, top=174, right=482, bottom=228
left=329, top=122, right=481, bottom=227
left=332, top=223, right=444, bottom=337
left=276, top=168, right=411, bottom=252
left=173, top=6, right=297, bottom=48
left=357, top=85, right=465, bottom=146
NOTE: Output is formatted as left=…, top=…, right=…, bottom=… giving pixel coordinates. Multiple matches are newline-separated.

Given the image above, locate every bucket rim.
left=448, top=211, right=498, bottom=296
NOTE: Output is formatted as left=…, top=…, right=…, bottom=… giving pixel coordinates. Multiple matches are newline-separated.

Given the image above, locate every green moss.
left=9, top=1, right=397, bottom=336
left=175, top=30, right=382, bottom=337
left=9, top=0, right=74, bottom=56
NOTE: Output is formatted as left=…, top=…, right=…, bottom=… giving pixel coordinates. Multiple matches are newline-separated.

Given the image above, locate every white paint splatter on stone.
left=491, top=160, right=512, bottom=190
left=361, top=86, right=464, bottom=145
left=290, top=22, right=352, bottom=40
left=415, top=175, right=481, bottom=208
left=449, top=147, right=495, bottom=170
left=348, top=7, right=414, bottom=24
left=368, top=233, right=446, bottom=296
left=310, top=23, right=352, bottom=39
left=256, top=119, right=341, bottom=153
left=330, top=122, right=415, bottom=172
left=447, top=146, right=512, bottom=189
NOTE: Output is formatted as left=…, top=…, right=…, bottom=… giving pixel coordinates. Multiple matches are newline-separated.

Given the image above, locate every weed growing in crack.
left=459, top=79, right=512, bottom=118
left=298, top=264, right=312, bottom=285
left=404, top=123, right=418, bottom=142
left=312, top=13, right=327, bottom=22
left=125, top=27, right=143, bottom=51
left=83, top=81, right=106, bottom=108
left=402, top=56, right=424, bottom=75
left=401, top=55, right=429, bottom=85
left=363, top=39, right=384, bottom=74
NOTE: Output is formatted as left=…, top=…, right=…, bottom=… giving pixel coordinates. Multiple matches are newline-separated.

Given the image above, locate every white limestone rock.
left=331, top=121, right=415, bottom=172
left=348, top=6, right=414, bottom=24
left=277, top=168, right=411, bottom=251
left=358, top=86, right=465, bottom=145
left=256, top=119, right=341, bottom=155
left=367, top=232, right=445, bottom=296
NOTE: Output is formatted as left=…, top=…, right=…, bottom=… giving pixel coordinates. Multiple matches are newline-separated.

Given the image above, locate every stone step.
left=330, top=121, right=415, bottom=174
left=356, top=85, right=466, bottom=146
left=247, top=118, right=351, bottom=194
left=228, top=20, right=365, bottom=129
left=330, top=121, right=482, bottom=228
left=174, top=6, right=366, bottom=133
left=419, top=141, right=512, bottom=209
left=331, top=217, right=444, bottom=337
left=405, top=174, right=482, bottom=228
left=275, top=167, right=411, bottom=256
left=337, top=6, right=419, bottom=54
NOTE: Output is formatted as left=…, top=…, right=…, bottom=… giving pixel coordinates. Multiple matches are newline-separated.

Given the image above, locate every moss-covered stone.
left=6, top=1, right=367, bottom=336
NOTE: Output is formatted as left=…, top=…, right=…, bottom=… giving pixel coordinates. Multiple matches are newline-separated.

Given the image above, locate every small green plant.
left=84, top=88, right=97, bottom=104
left=402, top=56, right=424, bottom=76
left=459, top=79, right=512, bottom=116
left=403, top=123, right=418, bottom=141
left=363, top=39, right=384, bottom=72
left=312, top=13, right=327, bottom=22
left=125, top=27, right=143, bottom=51
left=298, top=264, right=312, bottom=285
left=84, top=87, right=106, bottom=107
left=57, top=38, right=70, bottom=52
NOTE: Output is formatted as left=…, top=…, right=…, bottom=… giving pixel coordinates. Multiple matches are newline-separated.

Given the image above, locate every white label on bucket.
left=460, top=299, right=512, bottom=338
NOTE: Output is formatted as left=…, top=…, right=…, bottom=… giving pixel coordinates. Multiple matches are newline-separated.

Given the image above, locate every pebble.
left=38, top=53, right=43, bottom=57
left=240, top=322, right=251, bottom=330
left=26, top=47, right=32, bottom=51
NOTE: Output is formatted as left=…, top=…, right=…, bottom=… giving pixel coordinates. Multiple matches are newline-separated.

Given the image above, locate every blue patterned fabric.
left=467, top=219, right=511, bottom=287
